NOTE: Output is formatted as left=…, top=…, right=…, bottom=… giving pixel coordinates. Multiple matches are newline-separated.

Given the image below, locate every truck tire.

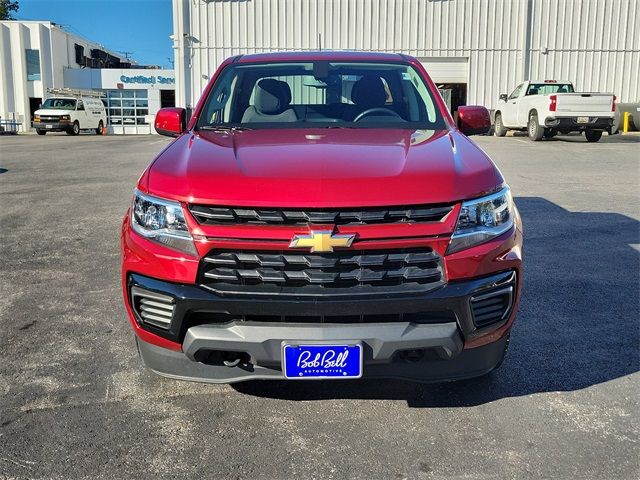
left=95, top=121, right=104, bottom=135
left=67, top=121, right=80, bottom=136
left=584, top=130, right=603, bottom=143
left=494, top=113, right=508, bottom=137
left=543, top=128, right=557, bottom=138
left=528, top=113, right=544, bottom=141
left=36, top=129, right=46, bottom=136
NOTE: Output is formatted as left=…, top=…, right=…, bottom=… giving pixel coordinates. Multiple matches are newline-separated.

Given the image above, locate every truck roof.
left=236, top=50, right=408, bottom=64
left=528, top=80, right=573, bottom=84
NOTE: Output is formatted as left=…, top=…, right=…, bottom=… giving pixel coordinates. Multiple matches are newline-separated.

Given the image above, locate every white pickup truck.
left=494, top=80, right=616, bottom=142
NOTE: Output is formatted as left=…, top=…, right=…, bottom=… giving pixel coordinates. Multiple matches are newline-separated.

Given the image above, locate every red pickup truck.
left=121, top=51, right=523, bottom=383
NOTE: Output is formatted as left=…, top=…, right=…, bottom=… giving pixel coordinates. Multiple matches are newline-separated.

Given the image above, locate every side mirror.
left=154, top=107, right=186, bottom=137
left=457, top=105, right=491, bottom=136
left=499, top=93, right=508, bottom=102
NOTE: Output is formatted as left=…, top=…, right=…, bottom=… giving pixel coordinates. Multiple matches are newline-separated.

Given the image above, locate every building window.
left=26, top=49, right=41, bottom=81
left=105, top=90, right=149, bottom=125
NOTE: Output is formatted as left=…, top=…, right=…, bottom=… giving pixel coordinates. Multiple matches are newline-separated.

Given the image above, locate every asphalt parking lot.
left=0, top=131, right=638, bottom=479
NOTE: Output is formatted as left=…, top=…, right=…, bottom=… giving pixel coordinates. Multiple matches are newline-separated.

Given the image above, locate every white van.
left=32, top=89, right=107, bottom=136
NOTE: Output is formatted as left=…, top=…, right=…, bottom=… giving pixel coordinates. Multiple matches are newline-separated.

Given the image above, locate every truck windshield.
left=197, top=61, right=447, bottom=130
left=525, top=83, right=574, bottom=95
left=42, top=98, right=77, bottom=110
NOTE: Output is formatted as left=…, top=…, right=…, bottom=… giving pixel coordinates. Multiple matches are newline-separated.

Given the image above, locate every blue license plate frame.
left=282, top=343, right=363, bottom=379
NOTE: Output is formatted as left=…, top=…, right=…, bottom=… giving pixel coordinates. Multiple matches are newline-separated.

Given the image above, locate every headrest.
left=351, top=75, right=387, bottom=108
left=254, top=79, right=292, bottom=114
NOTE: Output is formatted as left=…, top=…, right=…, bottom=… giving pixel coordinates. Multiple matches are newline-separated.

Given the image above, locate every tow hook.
left=222, top=352, right=250, bottom=367
left=223, top=357, right=242, bottom=367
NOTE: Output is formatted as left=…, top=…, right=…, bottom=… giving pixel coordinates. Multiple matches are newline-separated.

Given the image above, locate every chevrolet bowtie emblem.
left=289, top=230, right=355, bottom=253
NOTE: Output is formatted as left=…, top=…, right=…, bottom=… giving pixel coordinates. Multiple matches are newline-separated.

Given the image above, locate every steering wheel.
left=353, top=107, right=402, bottom=122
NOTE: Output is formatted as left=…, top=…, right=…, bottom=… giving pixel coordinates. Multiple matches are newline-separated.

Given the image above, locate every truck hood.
left=35, top=109, right=73, bottom=116
left=146, top=128, right=503, bottom=207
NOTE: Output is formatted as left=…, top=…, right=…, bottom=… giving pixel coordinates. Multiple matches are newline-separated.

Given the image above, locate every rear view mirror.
left=457, top=105, right=491, bottom=136
left=499, top=93, right=508, bottom=102
left=155, top=108, right=186, bottom=137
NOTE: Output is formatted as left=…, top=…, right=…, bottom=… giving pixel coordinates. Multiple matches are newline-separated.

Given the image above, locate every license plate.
left=577, top=116, right=589, bottom=124
left=46, top=124, right=53, bottom=129
left=282, top=343, right=362, bottom=379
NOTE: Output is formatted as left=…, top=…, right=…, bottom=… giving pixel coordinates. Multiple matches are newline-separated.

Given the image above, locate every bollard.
left=622, top=111, right=630, bottom=134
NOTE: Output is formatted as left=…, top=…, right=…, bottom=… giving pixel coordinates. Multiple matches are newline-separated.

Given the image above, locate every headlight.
left=34, top=114, right=41, bottom=121
left=447, top=186, right=514, bottom=254
left=60, top=115, right=70, bottom=121
left=131, top=189, right=197, bottom=256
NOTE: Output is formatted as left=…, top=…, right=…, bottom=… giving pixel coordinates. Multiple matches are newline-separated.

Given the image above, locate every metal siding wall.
left=529, top=0, right=639, bottom=101
left=174, top=0, right=639, bottom=109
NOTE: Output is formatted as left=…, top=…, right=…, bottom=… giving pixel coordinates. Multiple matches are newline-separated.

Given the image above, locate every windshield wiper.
left=199, top=125, right=252, bottom=132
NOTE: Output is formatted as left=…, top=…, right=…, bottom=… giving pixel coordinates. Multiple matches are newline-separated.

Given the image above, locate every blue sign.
left=120, top=75, right=175, bottom=85
left=283, top=344, right=362, bottom=379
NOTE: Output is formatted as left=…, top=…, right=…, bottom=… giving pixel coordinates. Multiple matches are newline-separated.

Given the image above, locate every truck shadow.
left=232, top=197, right=640, bottom=407
left=510, top=131, right=640, bottom=143
left=548, top=134, right=640, bottom=144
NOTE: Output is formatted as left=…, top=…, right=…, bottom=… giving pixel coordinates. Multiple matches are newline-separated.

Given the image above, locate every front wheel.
left=528, top=114, right=544, bottom=141
left=67, top=121, right=80, bottom=136
left=494, top=113, right=508, bottom=137
left=95, top=121, right=104, bottom=135
left=584, top=130, right=603, bottom=142
left=36, top=129, right=46, bottom=136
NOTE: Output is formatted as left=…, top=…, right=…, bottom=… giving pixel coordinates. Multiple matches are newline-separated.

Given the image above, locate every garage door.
left=418, top=57, right=469, bottom=83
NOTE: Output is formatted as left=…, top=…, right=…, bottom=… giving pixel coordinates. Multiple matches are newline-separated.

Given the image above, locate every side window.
left=508, top=84, right=523, bottom=100
left=77, top=100, right=85, bottom=111
left=526, top=84, right=542, bottom=96
left=222, top=75, right=238, bottom=122
left=380, top=78, right=393, bottom=104
left=405, top=68, right=437, bottom=122
left=200, top=72, right=237, bottom=124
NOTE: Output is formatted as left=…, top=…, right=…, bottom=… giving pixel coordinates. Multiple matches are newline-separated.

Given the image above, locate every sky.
left=17, top=0, right=173, bottom=68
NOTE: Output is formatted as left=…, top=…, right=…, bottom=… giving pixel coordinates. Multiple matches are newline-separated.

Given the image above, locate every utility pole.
left=118, top=51, right=134, bottom=61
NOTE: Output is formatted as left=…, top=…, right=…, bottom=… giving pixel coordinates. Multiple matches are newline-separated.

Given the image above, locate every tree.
left=0, top=0, right=19, bottom=20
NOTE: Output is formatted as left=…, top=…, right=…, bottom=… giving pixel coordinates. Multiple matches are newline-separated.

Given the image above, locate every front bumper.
left=32, top=121, right=71, bottom=131
left=127, top=269, right=518, bottom=383
left=137, top=333, right=509, bottom=384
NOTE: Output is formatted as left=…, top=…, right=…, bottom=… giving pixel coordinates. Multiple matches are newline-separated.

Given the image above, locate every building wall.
left=172, top=0, right=639, bottom=110
left=0, top=21, right=130, bottom=131
left=64, top=68, right=175, bottom=134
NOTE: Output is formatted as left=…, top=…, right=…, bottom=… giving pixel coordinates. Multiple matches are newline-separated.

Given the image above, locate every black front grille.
left=470, top=285, right=514, bottom=328
left=39, top=116, right=60, bottom=122
left=198, top=248, right=445, bottom=296
left=189, top=204, right=453, bottom=226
